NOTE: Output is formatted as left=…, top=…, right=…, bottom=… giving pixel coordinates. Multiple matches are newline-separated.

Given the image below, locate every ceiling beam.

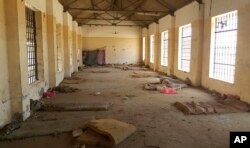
left=79, top=23, right=145, bottom=27
left=155, top=0, right=175, bottom=15
left=63, top=0, right=79, bottom=12
left=76, top=17, right=154, bottom=22
left=67, top=8, right=169, bottom=14
left=72, top=0, right=106, bottom=21
left=195, top=0, right=203, bottom=4
left=116, top=0, right=148, bottom=25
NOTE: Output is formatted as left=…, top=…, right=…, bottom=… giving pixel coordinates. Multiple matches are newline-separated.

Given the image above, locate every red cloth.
left=97, top=49, right=105, bottom=65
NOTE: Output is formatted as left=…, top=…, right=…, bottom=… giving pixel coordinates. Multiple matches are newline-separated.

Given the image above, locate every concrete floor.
left=1, top=67, right=250, bottom=148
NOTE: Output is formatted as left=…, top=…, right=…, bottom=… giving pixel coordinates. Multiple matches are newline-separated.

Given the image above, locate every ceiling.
left=59, top=0, right=201, bottom=27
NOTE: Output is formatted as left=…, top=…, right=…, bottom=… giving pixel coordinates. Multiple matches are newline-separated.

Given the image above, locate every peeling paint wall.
left=0, top=0, right=82, bottom=126
left=82, top=26, right=141, bottom=64
left=0, top=0, right=11, bottom=128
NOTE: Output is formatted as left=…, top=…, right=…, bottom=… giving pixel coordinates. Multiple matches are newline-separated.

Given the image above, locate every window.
left=26, top=7, right=38, bottom=84
left=142, top=37, right=146, bottom=61
left=209, top=11, right=238, bottom=83
left=161, top=31, right=168, bottom=66
left=56, top=24, right=63, bottom=72
left=150, top=35, right=155, bottom=63
left=178, top=24, right=192, bottom=72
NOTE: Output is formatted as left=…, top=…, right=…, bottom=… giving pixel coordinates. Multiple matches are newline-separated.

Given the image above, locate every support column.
left=72, top=22, right=78, bottom=72
left=5, top=0, right=30, bottom=120
left=63, top=13, right=72, bottom=77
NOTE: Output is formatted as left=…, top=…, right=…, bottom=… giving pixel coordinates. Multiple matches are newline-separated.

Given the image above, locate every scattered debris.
left=221, top=94, right=240, bottom=100
left=95, top=92, right=101, bottom=95
left=185, top=78, right=192, bottom=85
left=30, top=99, right=43, bottom=111
left=160, top=77, right=188, bottom=90
left=144, top=76, right=188, bottom=93
left=78, top=65, right=88, bottom=71
left=126, top=95, right=136, bottom=98
left=114, top=66, right=149, bottom=71
left=122, top=96, right=129, bottom=100
left=39, top=102, right=112, bottom=112
left=50, top=85, right=80, bottom=93
left=62, top=77, right=86, bottom=84
left=73, top=129, right=83, bottom=137
left=174, top=98, right=250, bottom=115
left=91, top=70, right=110, bottom=73
left=0, top=123, right=21, bottom=136
left=130, top=72, right=155, bottom=78
left=144, top=83, right=166, bottom=91
left=0, top=117, right=92, bottom=140
left=76, top=118, right=136, bottom=147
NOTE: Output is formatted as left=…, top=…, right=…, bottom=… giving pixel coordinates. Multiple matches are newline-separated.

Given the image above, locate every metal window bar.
left=26, top=7, right=38, bottom=84
left=161, top=31, right=168, bottom=66
left=212, top=11, right=237, bottom=83
left=150, top=35, right=155, bottom=63
left=180, top=25, right=192, bottom=72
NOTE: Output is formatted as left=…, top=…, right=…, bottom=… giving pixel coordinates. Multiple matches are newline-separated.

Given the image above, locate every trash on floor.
left=160, top=77, right=188, bottom=90
left=91, top=70, right=110, bottom=73
left=39, top=102, right=112, bottom=112
left=42, top=91, right=56, bottom=98
left=76, top=118, right=136, bottom=147
left=161, top=88, right=177, bottom=94
left=130, top=72, right=155, bottom=78
left=73, top=129, right=83, bottom=137
left=62, top=76, right=86, bottom=84
left=50, top=85, right=80, bottom=93
left=0, top=117, right=92, bottom=140
left=144, top=76, right=188, bottom=93
left=114, top=65, right=149, bottom=71
left=174, top=98, right=250, bottom=115
left=144, top=83, right=166, bottom=91
left=0, top=123, right=21, bottom=136
left=78, top=65, right=88, bottom=71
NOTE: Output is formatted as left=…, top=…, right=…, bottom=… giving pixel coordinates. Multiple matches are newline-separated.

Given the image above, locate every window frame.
left=161, top=31, right=169, bottom=67
left=209, top=10, right=238, bottom=84
left=150, top=35, right=155, bottom=63
left=142, top=37, right=146, bottom=61
left=26, top=7, right=38, bottom=84
left=178, top=24, right=192, bottom=72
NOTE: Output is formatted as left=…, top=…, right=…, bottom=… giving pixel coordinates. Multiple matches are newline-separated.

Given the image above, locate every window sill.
left=29, top=80, right=43, bottom=87
left=208, top=76, right=234, bottom=85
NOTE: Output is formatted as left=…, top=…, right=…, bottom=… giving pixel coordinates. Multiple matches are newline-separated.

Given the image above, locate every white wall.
left=175, top=1, right=201, bottom=27
left=148, top=23, right=158, bottom=35
left=159, top=15, right=174, bottom=32
left=203, top=0, right=250, bottom=18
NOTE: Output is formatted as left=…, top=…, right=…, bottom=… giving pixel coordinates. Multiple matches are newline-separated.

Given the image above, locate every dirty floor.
left=1, top=67, right=250, bottom=148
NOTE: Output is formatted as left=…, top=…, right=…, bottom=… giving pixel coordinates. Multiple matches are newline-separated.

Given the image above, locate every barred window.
left=161, top=31, right=168, bottom=66
left=150, top=35, right=155, bottom=63
left=178, top=24, right=192, bottom=72
left=209, top=11, right=238, bottom=83
left=142, top=37, right=146, bottom=61
left=56, top=24, right=63, bottom=72
left=26, top=7, right=38, bottom=84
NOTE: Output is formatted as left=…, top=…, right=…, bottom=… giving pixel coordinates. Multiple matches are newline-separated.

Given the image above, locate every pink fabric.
left=43, top=92, right=56, bottom=98
left=97, top=49, right=105, bottom=65
left=161, top=88, right=177, bottom=94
